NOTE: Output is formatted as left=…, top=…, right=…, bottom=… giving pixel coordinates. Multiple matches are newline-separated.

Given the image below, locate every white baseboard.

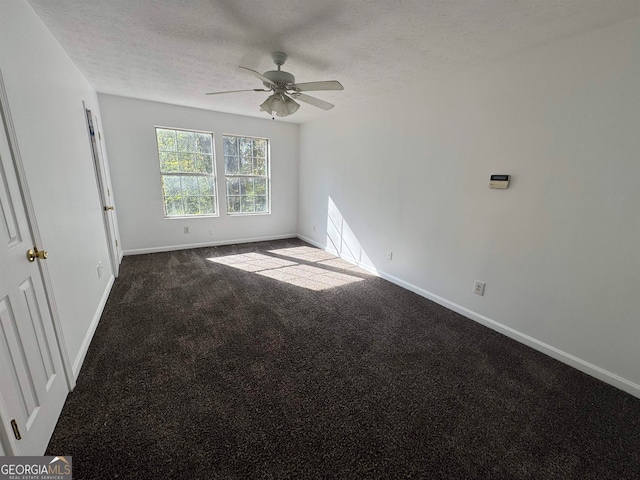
left=297, top=235, right=640, bottom=399
left=72, top=274, right=115, bottom=381
left=123, top=234, right=298, bottom=256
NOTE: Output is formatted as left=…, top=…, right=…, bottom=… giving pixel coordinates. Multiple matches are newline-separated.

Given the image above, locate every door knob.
left=27, top=247, right=48, bottom=262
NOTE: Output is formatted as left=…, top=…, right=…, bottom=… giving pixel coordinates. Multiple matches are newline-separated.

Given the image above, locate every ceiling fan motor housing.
left=263, top=70, right=295, bottom=88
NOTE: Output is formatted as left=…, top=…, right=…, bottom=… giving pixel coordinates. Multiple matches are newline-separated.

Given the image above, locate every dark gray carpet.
left=46, top=238, right=640, bottom=479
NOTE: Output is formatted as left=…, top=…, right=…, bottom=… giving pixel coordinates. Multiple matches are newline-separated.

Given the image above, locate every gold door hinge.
left=115, top=240, right=118, bottom=247
left=11, top=419, right=21, bottom=440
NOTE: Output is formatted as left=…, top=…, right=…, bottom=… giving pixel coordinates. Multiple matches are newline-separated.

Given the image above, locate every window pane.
left=164, top=196, right=183, bottom=216
left=239, top=137, right=252, bottom=157
left=255, top=196, right=267, bottom=212
left=227, top=178, right=240, bottom=195
left=240, top=156, right=252, bottom=175
left=184, top=196, right=199, bottom=215
left=159, top=152, right=180, bottom=172
left=162, top=175, right=181, bottom=196
left=198, top=177, right=214, bottom=195
left=177, top=131, right=195, bottom=152
left=195, top=133, right=212, bottom=153
left=199, top=196, right=215, bottom=214
left=227, top=196, right=240, bottom=213
left=181, top=176, right=198, bottom=195
left=253, top=139, right=266, bottom=158
left=225, top=156, right=239, bottom=174
left=175, top=152, right=191, bottom=172
left=254, top=178, right=267, bottom=195
left=240, top=178, right=254, bottom=195
left=223, top=136, right=237, bottom=156
left=241, top=195, right=255, bottom=213
left=195, top=154, right=211, bottom=173
left=253, top=157, right=266, bottom=176
left=156, top=129, right=176, bottom=151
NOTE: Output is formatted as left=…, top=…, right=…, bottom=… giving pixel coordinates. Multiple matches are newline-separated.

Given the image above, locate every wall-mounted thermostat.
left=489, top=174, right=510, bottom=189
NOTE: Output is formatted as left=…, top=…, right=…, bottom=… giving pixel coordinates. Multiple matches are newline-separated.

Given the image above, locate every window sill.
left=226, top=212, right=271, bottom=217
left=164, top=214, right=220, bottom=220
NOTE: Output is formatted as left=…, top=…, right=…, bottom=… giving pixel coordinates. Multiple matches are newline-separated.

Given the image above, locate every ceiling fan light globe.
left=260, top=93, right=299, bottom=118
left=259, top=94, right=279, bottom=114
left=281, top=97, right=300, bottom=116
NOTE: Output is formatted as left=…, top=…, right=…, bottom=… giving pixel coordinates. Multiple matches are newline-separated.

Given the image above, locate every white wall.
left=0, top=0, right=115, bottom=376
left=98, top=95, right=299, bottom=253
left=298, top=18, right=640, bottom=395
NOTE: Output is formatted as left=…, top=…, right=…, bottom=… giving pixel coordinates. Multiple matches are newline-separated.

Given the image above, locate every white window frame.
left=155, top=126, right=218, bottom=218
left=223, top=134, right=271, bottom=215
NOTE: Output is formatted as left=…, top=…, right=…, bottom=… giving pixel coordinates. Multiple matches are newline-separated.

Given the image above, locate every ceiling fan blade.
left=205, top=89, right=268, bottom=95
left=290, top=80, right=344, bottom=92
left=291, top=93, right=334, bottom=110
left=238, top=66, right=276, bottom=86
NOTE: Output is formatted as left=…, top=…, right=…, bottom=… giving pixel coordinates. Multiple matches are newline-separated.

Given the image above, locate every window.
left=155, top=127, right=217, bottom=217
left=223, top=135, right=269, bottom=214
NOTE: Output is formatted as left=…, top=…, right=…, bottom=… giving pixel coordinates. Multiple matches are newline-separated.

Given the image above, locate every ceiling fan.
left=206, top=52, right=343, bottom=118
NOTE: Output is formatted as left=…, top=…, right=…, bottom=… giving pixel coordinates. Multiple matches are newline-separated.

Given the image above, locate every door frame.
left=0, top=69, right=75, bottom=394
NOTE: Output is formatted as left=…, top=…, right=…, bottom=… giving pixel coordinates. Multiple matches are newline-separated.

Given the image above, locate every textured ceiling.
left=26, top=0, right=640, bottom=124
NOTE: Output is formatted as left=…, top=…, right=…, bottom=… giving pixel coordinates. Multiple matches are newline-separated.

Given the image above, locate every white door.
left=0, top=95, right=68, bottom=455
left=85, top=108, right=121, bottom=277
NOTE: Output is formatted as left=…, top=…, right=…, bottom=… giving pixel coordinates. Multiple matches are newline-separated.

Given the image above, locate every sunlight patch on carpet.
left=207, top=252, right=364, bottom=291
left=266, top=246, right=337, bottom=263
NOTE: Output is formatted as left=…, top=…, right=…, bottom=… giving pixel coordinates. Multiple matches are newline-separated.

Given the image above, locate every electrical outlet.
left=386, top=251, right=393, bottom=261
left=209, top=228, right=215, bottom=235
left=473, top=280, right=486, bottom=296
left=312, top=225, right=316, bottom=232
left=183, top=226, right=190, bottom=234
